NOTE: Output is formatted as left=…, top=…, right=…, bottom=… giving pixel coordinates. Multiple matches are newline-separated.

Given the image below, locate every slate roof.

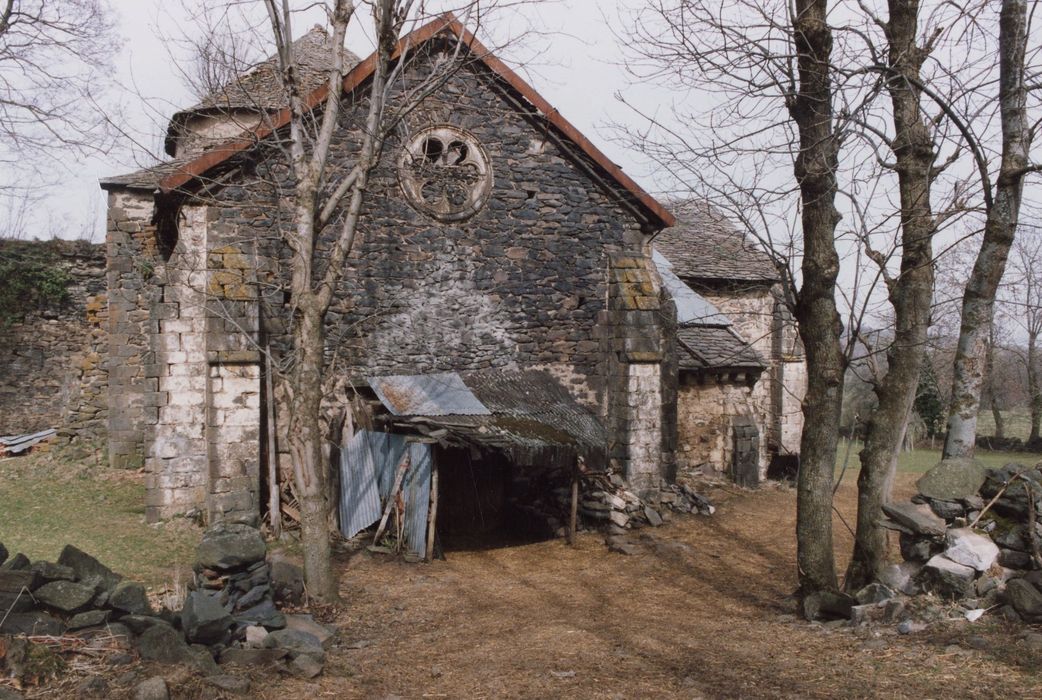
left=99, top=156, right=197, bottom=190
left=101, top=14, right=674, bottom=228
left=653, top=200, right=778, bottom=283
left=165, top=27, right=361, bottom=156
left=677, top=326, right=765, bottom=372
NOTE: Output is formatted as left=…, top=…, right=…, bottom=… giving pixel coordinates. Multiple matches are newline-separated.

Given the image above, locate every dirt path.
left=255, top=476, right=1042, bottom=699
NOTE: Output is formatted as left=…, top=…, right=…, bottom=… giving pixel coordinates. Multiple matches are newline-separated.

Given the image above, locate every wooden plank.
left=425, top=451, right=439, bottom=563
left=372, top=451, right=411, bottom=545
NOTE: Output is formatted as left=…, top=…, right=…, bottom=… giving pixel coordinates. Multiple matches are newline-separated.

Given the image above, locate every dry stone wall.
left=0, top=239, right=108, bottom=439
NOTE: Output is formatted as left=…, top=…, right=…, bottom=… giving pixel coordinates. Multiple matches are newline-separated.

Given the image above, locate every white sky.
left=22, top=0, right=667, bottom=242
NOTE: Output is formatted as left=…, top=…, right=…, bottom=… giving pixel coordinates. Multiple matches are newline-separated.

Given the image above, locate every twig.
left=970, top=476, right=1019, bottom=529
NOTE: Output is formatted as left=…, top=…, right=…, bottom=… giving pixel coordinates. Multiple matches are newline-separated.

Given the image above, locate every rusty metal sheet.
left=368, top=372, right=490, bottom=417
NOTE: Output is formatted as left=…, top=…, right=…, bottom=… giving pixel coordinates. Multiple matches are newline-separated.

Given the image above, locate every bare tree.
left=1004, top=228, right=1042, bottom=441
left=0, top=0, right=120, bottom=193
left=845, top=0, right=940, bottom=592
left=943, top=0, right=1037, bottom=459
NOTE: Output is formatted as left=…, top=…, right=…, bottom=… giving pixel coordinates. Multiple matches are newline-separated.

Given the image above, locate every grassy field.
left=835, top=439, right=1041, bottom=475
left=976, top=408, right=1035, bottom=441
left=0, top=445, right=199, bottom=587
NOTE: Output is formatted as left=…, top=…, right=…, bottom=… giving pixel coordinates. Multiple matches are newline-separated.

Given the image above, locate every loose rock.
left=133, top=676, right=169, bottom=700
left=944, top=528, right=1000, bottom=572
left=918, top=555, right=976, bottom=600
left=33, top=580, right=95, bottom=613
left=916, top=458, right=987, bottom=501
left=195, top=523, right=267, bottom=571
left=883, top=502, right=947, bottom=537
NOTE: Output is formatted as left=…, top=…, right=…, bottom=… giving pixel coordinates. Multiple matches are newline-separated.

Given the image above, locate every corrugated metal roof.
left=370, top=370, right=607, bottom=460
left=653, top=250, right=731, bottom=326
left=339, top=430, right=431, bottom=559
left=0, top=428, right=57, bottom=455
left=368, top=372, right=490, bottom=416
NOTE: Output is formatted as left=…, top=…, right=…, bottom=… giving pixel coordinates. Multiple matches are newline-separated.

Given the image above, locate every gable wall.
left=123, top=54, right=672, bottom=518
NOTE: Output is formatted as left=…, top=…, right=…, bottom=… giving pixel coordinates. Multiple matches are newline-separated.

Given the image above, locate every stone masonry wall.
left=106, top=190, right=163, bottom=470
left=676, top=378, right=769, bottom=480
left=0, top=239, right=108, bottom=438
left=110, top=51, right=670, bottom=520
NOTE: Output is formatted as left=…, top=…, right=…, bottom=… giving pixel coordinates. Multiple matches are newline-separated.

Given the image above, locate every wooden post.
left=373, top=451, right=411, bottom=545
left=568, top=457, right=579, bottom=546
left=426, top=450, right=439, bottom=563
left=264, top=345, right=281, bottom=538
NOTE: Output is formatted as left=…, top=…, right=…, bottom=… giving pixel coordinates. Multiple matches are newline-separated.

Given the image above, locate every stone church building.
left=96, top=15, right=804, bottom=528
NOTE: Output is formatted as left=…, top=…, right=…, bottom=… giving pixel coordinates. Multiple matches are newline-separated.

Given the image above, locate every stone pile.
left=878, top=458, right=1042, bottom=623
left=0, top=523, right=333, bottom=688
left=581, top=475, right=715, bottom=533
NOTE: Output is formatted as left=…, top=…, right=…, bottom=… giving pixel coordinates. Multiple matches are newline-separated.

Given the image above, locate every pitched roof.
left=652, top=250, right=730, bottom=325
left=653, top=200, right=777, bottom=283
left=102, top=13, right=673, bottom=229
left=677, top=326, right=765, bottom=372
left=164, top=27, right=361, bottom=156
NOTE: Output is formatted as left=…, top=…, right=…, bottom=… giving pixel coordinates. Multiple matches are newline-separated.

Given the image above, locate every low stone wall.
left=0, top=239, right=108, bottom=438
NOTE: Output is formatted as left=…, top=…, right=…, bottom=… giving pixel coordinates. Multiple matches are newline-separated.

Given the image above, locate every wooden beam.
left=426, top=450, right=439, bottom=563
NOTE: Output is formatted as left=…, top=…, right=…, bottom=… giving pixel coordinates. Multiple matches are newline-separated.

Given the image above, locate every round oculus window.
left=398, top=126, right=492, bottom=221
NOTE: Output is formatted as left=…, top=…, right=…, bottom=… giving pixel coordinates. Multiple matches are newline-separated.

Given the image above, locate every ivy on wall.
left=0, top=241, right=72, bottom=326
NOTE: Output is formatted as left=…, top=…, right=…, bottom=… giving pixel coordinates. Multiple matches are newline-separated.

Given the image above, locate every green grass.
left=835, top=439, right=1042, bottom=475
left=0, top=447, right=199, bottom=586
left=976, top=408, right=1035, bottom=441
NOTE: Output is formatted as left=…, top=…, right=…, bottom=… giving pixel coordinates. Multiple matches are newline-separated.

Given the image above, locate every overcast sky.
left=19, top=0, right=666, bottom=242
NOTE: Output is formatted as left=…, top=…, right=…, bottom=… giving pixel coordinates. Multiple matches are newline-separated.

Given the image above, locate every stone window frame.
left=397, top=124, right=493, bottom=222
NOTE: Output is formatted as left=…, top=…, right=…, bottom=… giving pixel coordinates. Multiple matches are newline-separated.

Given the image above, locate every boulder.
left=120, top=614, right=171, bottom=636
left=195, top=523, right=266, bottom=571
left=944, top=528, right=1000, bottom=572
left=57, top=545, right=121, bottom=593
left=283, top=614, right=336, bottom=649
left=182, top=590, right=233, bottom=644
left=927, top=499, right=965, bottom=521
left=801, top=590, right=855, bottom=621
left=33, top=580, right=96, bottom=613
left=999, top=548, right=1033, bottom=570
left=0, top=569, right=37, bottom=594
left=882, top=502, right=946, bottom=537
left=232, top=598, right=285, bottom=630
left=186, top=644, right=220, bottom=676
left=133, top=676, right=169, bottom=700
left=204, top=675, right=251, bottom=693
left=0, top=541, right=7, bottom=566
left=109, top=581, right=152, bottom=615
left=854, top=582, right=895, bottom=605
left=218, top=647, right=288, bottom=667
left=66, top=610, right=111, bottom=631
left=878, top=561, right=922, bottom=596
left=28, top=561, right=75, bottom=585
left=244, top=625, right=269, bottom=648
left=263, top=628, right=326, bottom=662
left=0, top=611, right=65, bottom=636
left=916, top=458, right=987, bottom=502
left=1007, top=578, right=1042, bottom=623
left=0, top=553, right=30, bottom=571
left=643, top=506, right=663, bottom=527
left=288, top=654, right=324, bottom=679
left=899, top=532, right=940, bottom=562
left=0, top=592, right=33, bottom=615
left=992, top=525, right=1029, bottom=552
left=917, top=555, right=976, bottom=600
left=136, top=624, right=192, bottom=664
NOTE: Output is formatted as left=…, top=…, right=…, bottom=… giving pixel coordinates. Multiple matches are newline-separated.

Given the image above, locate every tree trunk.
left=287, top=302, right=338, bottom=603
left=790, top=0, right=842, bottom=600
left=1029, top=331, right=1040, bottom=442
left=943, top=0, right=1030, bottom=459
left=845, top=0, right=936, bottom=592
left=985, top=332, right=1006, bottom=439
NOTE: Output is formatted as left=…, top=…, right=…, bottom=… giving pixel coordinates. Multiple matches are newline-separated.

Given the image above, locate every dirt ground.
left=13, top=472, right=1042, bottom=699
left=251, top=473, right=1042, bottom=700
